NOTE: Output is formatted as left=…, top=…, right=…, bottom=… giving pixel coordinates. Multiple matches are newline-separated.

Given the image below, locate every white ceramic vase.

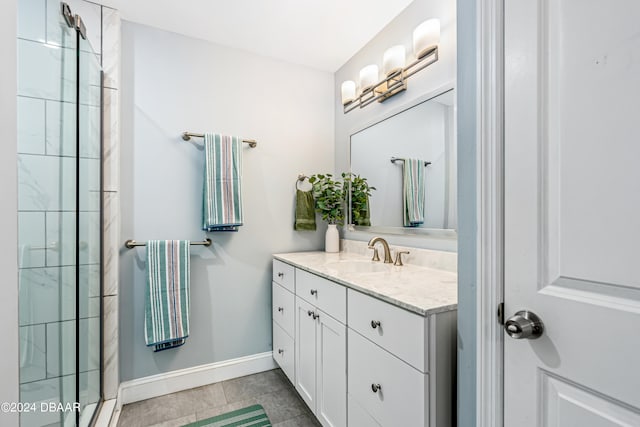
left=325, top=224, right=339, bottom=253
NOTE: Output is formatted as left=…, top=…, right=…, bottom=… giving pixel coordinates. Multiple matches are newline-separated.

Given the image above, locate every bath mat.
left=182, top=404, right=271, bottom=427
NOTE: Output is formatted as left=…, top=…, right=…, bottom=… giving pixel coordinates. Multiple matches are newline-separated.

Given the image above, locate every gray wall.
left=120, top=22, right=335, bottom=381
left=334, top=0, right=457, bottom=251
left=0, top=0, right=19, bottom=424
left=456, top=0, right=477, bottom=425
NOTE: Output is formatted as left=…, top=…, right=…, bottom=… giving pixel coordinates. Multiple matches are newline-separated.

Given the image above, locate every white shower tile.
left=19, top=267, right=75, bottom=326
left=18, top=0, right=46, bottom=43
left=19, top=324, right=47, bottom=384
left=79, top=103, right=101, bottom=159
left=102, top=7, right=121, bottom=89
left=80, top=317, right=101, bottom=373
left=78, top=211, right=101, bottom=265
left=18, top=212, right=46, bottom=268
left=46, top=211, right=76, bottom=267
left=18, top=154, right=76, bottom=211
left=80, top=370, right=101, bottom=407
left=18, top=96, right=46, bottom=155
left=19, top=375, right=75, bottom=427
left=103, top=192, right=119, bottom=296
left=18, top=39, right=76, bottom=102
left=103, top=295, right=119, bottom=399
left=79, top=158, right=102, bottom=212
left=45, top=100, right=76, bottom=157
left=103, top=88, right=120, bottom=192
left=46, top=321, right=75, bottom=377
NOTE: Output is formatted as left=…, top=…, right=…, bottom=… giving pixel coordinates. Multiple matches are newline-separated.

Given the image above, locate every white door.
left=504, top=1, right=640, bottom=425
left=316, top=311, right=346, bottom=427
left=295, top=297, right=317, bottom=412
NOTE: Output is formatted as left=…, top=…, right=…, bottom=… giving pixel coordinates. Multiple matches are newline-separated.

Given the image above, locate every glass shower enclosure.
left=17, top=2, right=103, bottom=426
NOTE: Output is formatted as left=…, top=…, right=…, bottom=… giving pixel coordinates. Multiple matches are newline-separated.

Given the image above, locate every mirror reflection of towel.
left=403, top=159, right=426, bottom=227
left=294, top=190, right=316, bottom=231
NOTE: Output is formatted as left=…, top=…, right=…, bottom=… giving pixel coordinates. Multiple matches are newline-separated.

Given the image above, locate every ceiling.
left=99, top=0, right=415, bottom=72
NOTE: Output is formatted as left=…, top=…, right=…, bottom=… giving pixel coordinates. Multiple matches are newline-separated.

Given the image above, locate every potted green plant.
left=342, top=172, right=376, bottom=226
left=309, top=173, right=344, bottom=252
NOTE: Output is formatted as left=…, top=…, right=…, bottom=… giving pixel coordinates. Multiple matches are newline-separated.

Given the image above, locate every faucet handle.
left=394, top=251, right=410, bottom=266
left=369, top=246, right=380, bottom=262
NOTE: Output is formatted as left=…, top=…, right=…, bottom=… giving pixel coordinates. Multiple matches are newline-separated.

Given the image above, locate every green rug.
left=182, top=404, right=271, bottom=427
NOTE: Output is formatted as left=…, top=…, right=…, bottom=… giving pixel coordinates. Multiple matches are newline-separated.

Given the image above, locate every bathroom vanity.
left=271, top=247, right=457, bottom=427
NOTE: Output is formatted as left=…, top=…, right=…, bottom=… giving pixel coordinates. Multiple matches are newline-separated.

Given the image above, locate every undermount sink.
left=324, top=260, right=391, bottom=274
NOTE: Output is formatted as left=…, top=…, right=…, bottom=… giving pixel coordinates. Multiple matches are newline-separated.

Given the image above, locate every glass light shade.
left=341, top=80, right=357, bottom=105
left=383, top=45, right=406, bottom=76
left=413, top=19, right=440, bottom=59
left=359, top=64, right=379, bottom=91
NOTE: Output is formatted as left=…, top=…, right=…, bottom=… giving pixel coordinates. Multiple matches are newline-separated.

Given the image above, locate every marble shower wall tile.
left=102, top=7, right=121, bottom=89
left=19, top=266, right=75, bottom=326
left=103, top=192, right=120, bottom=296
left=19, top=324, right=47, bottom=384
left=103, top=87, right=120, bottom=192
left=17, top=0, right=46, bottom=42
left=17, top=96, right=46, bottom=155
left=18, top=212, right=46, bottom=268
left=103, top=295, right=119, bottom=399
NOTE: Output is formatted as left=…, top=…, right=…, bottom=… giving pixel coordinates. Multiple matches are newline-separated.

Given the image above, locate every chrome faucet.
left=368, top=237, right=393, bottom=263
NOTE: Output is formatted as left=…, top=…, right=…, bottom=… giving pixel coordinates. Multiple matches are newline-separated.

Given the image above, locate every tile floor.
left=116, top=369, right=321, bottom=427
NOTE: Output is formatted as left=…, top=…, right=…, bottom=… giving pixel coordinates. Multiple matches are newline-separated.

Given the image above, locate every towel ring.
left=296, top=174, right=309, bottom=191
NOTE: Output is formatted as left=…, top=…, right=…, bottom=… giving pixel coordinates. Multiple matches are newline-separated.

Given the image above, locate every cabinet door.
left=295, top=297, right=317, bottom=412
left=316, top=311, right=346, bottom=427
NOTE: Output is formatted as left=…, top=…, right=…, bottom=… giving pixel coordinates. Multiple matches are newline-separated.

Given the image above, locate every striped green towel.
left=402, top=158, right=426, bottom=227
left=145, top=240, right=190, bottom=352
left=203, top=133, right=244, bottom=232
left=182, top=404, right=271, bottom=427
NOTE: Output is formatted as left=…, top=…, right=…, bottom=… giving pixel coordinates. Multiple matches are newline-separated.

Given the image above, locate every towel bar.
left=181, top=132, right=257, bottom=147
left=124, top=238, right=212, bottom=249
left=390, top=156, right=431, bottom=166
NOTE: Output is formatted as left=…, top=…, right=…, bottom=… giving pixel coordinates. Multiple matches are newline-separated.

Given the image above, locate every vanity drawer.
left=273, top=323, right=295, bottom=384
left=348, top=289, right=428, bottom=372
left=348, top=329, right=428, bottom=427
left=273, top=259, right=295, bottom=292
left=272, top=282, right=294, bottom=337
left=296, top=269, right=346, bottom=323
left=348, top=394, right=382, bottom=427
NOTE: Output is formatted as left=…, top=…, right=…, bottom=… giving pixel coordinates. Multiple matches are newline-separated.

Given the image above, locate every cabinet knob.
left=277, top=272, right=284, bottom=278
left=371, top=320, right=381, bottom=329
left=312, top=312, right=320, bottom=320
left=277, top=307, right=284, bottom=313
left=307, top=310, right=314, bottom=317
left=278, top=349, right=284, bottom=355
left=310, top=289, right=318, bottom=296
left=371, top=383, right=382, bottom=393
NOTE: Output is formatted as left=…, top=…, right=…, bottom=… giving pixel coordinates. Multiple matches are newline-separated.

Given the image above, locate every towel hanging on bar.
left=202, top=133, right=244, bottom=232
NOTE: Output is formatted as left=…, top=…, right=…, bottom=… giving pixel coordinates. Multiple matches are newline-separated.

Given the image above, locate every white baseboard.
left=117, top=351, right=277, bottom=406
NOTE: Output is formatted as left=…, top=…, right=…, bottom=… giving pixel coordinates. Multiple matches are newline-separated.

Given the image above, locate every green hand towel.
left=354, top=195, right=371, bottom=226
left=294, top=189, right=316, bottom=231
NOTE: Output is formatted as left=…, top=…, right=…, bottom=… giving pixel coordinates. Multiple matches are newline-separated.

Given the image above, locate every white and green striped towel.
left=402, top=158, right=426, bottom=227
left=202, top=133, right=244, bottom=232
left=145, top=240, right=190, bottom=352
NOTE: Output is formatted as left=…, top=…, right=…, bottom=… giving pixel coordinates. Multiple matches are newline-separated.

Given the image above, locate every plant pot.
left=325, top=224, right=339, bottom=253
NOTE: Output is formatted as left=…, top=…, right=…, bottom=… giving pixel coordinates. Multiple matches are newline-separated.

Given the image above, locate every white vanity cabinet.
left=272, top=261, right=347, bottom=427
left=272, top=256, right=456, bottom=427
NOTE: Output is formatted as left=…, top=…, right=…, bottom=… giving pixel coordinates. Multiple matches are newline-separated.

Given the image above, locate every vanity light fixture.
left=341, top=18, right=440, bottom=113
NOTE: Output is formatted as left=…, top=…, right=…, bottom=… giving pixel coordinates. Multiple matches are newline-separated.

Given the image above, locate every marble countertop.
left=273, top=251, right=457, bottom=316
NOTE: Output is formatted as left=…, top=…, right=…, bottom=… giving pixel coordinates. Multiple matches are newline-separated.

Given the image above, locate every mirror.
left=349, top=88, right=456, bottom=235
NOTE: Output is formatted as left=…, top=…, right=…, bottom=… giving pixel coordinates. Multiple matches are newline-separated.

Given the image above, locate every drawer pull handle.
left=371, top=320, right=381, bottom=329
left=310, top=289, right=318, bottom=296
left=278, top=307, right=284, bottom=313
left=278, top=349, right=284, bottom=355
left=277, top=272, right=284, bottom=278
left=371, top=383, right=382, bottom=393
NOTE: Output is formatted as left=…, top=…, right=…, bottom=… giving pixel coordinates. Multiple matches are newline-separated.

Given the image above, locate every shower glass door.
left=17, top=1, right=102, bottom=426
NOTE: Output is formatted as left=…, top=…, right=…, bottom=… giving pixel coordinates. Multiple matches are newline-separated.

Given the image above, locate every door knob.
left=504, top=310, right=544, bottom=339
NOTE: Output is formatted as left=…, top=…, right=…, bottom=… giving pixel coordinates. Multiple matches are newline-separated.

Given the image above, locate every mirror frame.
left=346, top=82, right=457, bottom=239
